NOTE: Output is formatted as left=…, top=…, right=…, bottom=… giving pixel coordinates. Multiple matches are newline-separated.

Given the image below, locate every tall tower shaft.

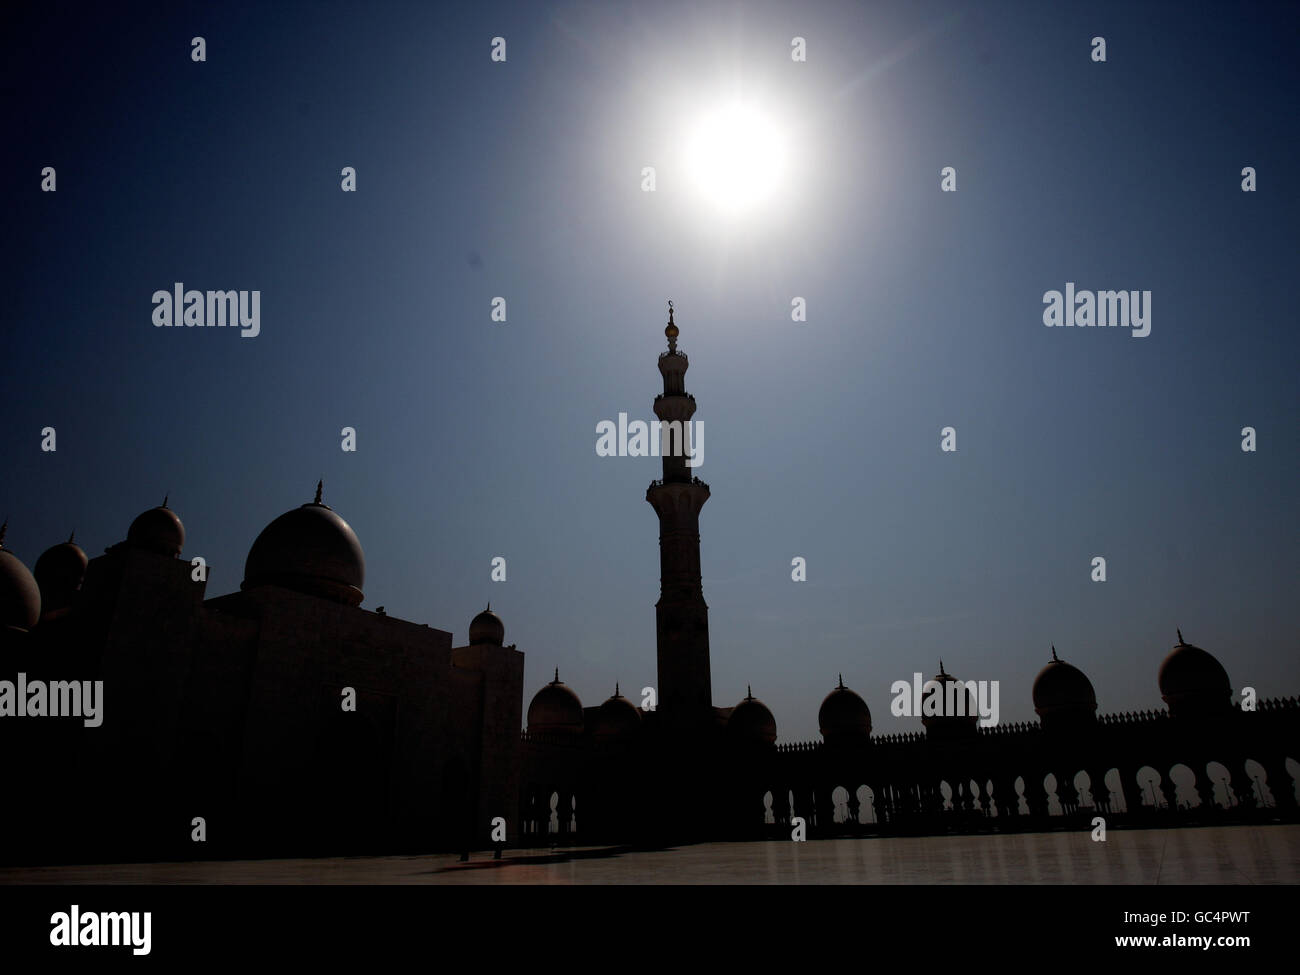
left=645, top=303, right=712, bottom=720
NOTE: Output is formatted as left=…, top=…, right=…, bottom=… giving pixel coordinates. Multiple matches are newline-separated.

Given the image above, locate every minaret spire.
left=646, top=302, right=712, bottom=722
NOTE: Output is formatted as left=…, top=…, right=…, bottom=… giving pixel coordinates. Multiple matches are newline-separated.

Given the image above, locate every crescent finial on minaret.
left=665, top=300, right=679, bottom=351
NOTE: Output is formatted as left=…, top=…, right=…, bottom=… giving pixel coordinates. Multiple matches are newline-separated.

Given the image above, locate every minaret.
left=646, top=302, right=713, bottom=721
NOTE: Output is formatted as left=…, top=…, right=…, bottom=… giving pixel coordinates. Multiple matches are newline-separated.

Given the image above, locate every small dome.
left=727, top=687, right=777, bottom=745
left=34, top=533, right=88, bottom=616
left=818, top=676, right=872, bottom=742
left=127, top=498, right=184, bottom=556
left=527, top=670, right=584, bottom=734
left=1033, top=647, right=1098, bottom=731
left=0, top=523, right=41, bottom=631
left=921, top=662, right=979, bottom=737
left=468, top=605, right=505, bottom=646
left=593, top=685, right=641, bottom=740
left=242, top=482, right=365, bottom=606
left=1158, top=630, right=1231, bottom=718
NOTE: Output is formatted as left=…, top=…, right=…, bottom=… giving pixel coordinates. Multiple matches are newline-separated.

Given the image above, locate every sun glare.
left=684, top=100, right=787, bottom=216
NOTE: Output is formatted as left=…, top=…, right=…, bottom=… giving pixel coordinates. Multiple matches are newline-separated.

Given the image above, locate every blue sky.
left=2, top=0, right=1296, bottom=739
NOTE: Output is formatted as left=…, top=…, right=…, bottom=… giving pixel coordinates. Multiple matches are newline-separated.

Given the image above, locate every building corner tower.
left=646, top=303, right=713, bottom=723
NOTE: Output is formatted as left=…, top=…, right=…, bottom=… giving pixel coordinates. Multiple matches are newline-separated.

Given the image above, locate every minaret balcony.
left=647, top=476, right=711, bottom=495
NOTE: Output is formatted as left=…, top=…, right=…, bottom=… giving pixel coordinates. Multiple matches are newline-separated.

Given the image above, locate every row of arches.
left=761, top=756, right=1300, bottom=828
left=520, top=787, right=578, bottom=838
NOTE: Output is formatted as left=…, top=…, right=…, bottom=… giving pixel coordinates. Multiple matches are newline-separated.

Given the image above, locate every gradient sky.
left=3, top=0, right=1297, bottom=740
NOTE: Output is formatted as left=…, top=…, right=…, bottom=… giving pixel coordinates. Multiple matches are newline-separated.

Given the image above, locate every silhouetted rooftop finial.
left=665, top=300, right=679, bottom=352
left=746, top=684, right=754, bottom=700
left=553, top=667, right=560, bottom=684
left=0, top=519, right=7, bottom=548
left=838, top=673, right=845, bottom=689
left=1051, top=644, right=1059, bottom=662
left=162, top=494, right=169, bottom=508
left=615, top=682, right=620, bottom=697
left=1177, top=627, right=1184, bottom=644
left=939, top=659, right=947, bottom=677
left=314, top=480, right=323, bottom=505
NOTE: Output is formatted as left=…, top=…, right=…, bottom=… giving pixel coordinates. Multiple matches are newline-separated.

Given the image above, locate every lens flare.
left=684, top=100, right=787, bottom=215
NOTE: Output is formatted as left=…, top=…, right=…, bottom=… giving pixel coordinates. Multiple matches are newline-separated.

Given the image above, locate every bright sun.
left=684, top=100, right=787, bottom=216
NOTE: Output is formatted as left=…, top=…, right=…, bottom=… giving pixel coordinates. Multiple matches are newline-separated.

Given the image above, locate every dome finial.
left=162, top=493, right=169, bottom=508
left=69, top=529, right=76, bottom=543
left=314, top=480, right=323, bottom=505
left=615, top=681, right=620, bottom=697
left=838, top=673, right=845, bottom=689
left=486, top=601, right=491, bottom=612
left=1051, top=644, right=1059, bottom=662
left=553, top=667, right=560, bottom=684
left=746, top=684, right=754, bottom=701
left=1176, top=627, right=1184, bottom=645
left=939, top=659, right=946, bottom=677
left=0, top=518, right=7, bottom=548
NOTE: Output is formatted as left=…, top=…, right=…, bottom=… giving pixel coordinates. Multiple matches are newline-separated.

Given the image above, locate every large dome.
left=242, top=483, right=365, bottom=606
left=727, top=687, right=777, bottom=745
left=0, top=524, right=41, bottom=632
left=468, top=605, right=505, bottom=646
left=527, top=671, right=584, bottom=734
left=593, top=685, right=641, bottom=741
left=34, top=533, right=88, bottom=617
left=818, top=676, right=872, bottom=742
left=127, top=499, right=184, bottom=556
left=1158, top=630, right=1231, bottom=718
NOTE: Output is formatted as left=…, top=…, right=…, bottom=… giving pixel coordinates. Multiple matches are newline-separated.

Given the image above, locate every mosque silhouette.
left=1, top=306, right=1296, bottom=864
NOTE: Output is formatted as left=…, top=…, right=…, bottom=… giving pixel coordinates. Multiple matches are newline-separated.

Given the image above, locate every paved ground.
left=2, top=825, right=1296, bottom=884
